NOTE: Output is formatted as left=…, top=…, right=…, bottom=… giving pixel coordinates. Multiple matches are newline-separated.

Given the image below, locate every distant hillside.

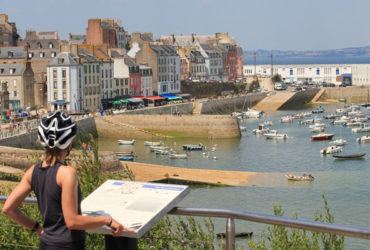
left=244, top=46, right=370, bottom=65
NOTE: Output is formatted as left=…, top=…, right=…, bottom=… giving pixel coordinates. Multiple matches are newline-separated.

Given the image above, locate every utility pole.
left=253, top=52, right=256, bottom=77
left=271, top=53, right=274, bottom=78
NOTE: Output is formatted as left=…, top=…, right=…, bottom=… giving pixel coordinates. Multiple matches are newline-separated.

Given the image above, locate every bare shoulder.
left=23, top=165, right=36, bottom=183
left=57, top=165, right=77, bottom=186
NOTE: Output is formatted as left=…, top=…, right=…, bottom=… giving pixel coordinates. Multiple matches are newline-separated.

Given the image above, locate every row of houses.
left=0, top=14, right=244, bottom=112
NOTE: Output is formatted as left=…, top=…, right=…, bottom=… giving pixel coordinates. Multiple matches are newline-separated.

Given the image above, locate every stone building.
left=86, top=18, right=126, bottom=49
left=125, top=59, right=141, bottom=96
left=46, top=52, right=84, bottom=112
left=139, top=65, right=153, bottom=97
left=187, top=49, right=206, bottom=81
left=0, top=14, right=19, bottom=47
left=0, top=62, right=35, bottom=110
left=0, top=81, right=10, bottom=110
left=199, top=44, right=223, bottom=82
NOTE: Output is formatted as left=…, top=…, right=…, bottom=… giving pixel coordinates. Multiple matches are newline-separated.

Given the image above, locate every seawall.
left=278, top=88, right=320, bottom=110
left=318, top=87, right=370, bottom=103
left=0, top=117, right=97, bottom=150
left=95, top=114, right=241, bottom=139
left=122, top=103, right=193, bottom=115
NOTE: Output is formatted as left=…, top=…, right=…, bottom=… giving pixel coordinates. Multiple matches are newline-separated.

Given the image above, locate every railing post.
left=226, top=217, right=235, bottom=250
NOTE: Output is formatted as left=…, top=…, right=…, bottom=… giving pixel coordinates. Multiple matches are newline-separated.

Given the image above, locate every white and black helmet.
left=38, top=111, right=77, bottom=150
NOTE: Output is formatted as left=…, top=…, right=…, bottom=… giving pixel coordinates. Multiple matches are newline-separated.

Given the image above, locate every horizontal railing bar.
left=1, top=196, right=370, bottom=240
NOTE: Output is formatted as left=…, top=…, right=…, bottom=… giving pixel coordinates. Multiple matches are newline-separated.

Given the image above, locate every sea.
left=98, top=104, right=370, bottom=249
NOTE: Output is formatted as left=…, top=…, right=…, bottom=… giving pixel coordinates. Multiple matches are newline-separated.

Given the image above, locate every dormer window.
left=7, top=51, right=13, bottom=58
left=58, top=58, right=64, bottom=64
left=28, top=52, right=33, bottom=58
left=0, top=68, right=4, bottom=74
left=51, top=52, right=56, bottom=57
left=9, top=68, right=16, bottom=74
left=37, top=42, right=42, bottom=49
left=40, top=52, right=45, bottom=58
left=49, top=42, right=54, bottom=49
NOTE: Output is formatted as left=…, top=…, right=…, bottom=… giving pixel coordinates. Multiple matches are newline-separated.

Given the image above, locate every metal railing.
left=1, top=195, right=370, bottom=250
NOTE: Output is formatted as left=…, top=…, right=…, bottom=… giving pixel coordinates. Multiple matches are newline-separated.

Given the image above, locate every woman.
left=2, top=111, right=133, bottom=249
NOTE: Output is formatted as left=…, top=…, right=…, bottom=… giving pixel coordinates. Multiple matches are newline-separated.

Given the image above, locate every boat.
left=118, top=139, right=136, bottom=145
left=333, top=153, right=366, bottom=159
left=239, top=126, right=247, bottom=132
left=312, top=106, right=325, bottom=114
left=320, top=146, right=343, bottom=155
left=253, top=124, right=269, bottom=135
left=280, top=116, right=293, bottom=123
left=169, top=153, right=188, bottom=159
left=309, top=122, right=326, bottom=130
left=335, top=108, right=347, bottom=114
left=311, top=133, right=334, bottom=140
left=144, top=141, right=163, bottom=146
left=116, top=155, right=134, bottom=161
left=344, top=121, right=363, bottom=127
left=155, top=149, right=170, bottom=155
left=352, top=123, right=370, bottom=133
left=183, top=144, right=204, bottom=151
left=311, top=126, right=325, bottom=133
left=298, top=119, right=314, bottom=125
left=114, top=151, right=134, bottom=156
left=264, top=130, right=288, bottom=139
left=330, top=138, right=347, bottom=146
left=263, top=121, right=273, bottom=126
left=285, top=173, right=314, bottom=181
left=150, top=146, right=169, bottom=152
left=357, top=135, right=370, bottom=143
left=333, top=116, right=350, bottom=125
left=324, top=114, right=336, bottom=119
left=244, top=108, right=263, bottom=118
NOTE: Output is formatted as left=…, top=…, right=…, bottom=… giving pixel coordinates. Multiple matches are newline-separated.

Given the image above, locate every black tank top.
left=31, top=161, right=86, bottom=246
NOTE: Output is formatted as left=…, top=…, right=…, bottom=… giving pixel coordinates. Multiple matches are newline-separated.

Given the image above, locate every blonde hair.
left=44, top=147, right=66, bottom=166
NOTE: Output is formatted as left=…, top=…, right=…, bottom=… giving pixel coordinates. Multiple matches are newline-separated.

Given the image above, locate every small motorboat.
left=352, top=124, right=370, bottom=133
left=144, top=141, right=163, bottom=146
left=333, top=116, right=350, bottom=125
left=330, top=138, right=347, bottom=146
left=357, top=135, right=370, bottom=143
left=253, top=124, right=269, bottom=135
left=263, top=121, right=273, bottom=126
left=312, top=106, right=325, bottom=114
left=244, top=108, right=263, bottom=118
left=150, top=146, right=169, bottom=152
left=320, top=146, right=343, bottom=155
left=169, top=153, right=188, bottom=159
left=280, top=116, right=293, bottom=123
left=311, top=133, right=334, bottom=141
left=285, top=173, right=314, bottom=181
left=344, top=121, right=363, bottom=127
left=118, top=139, right=136, bottom=145
left=155, top=149, right=170, bottom=155
left=324, top=114, right=336, bottom=119
left=116, top=155, right=134, bottom=161
left=239, top=126, right=247, bottom=132
left=298, top=119, right=314, bottom=125
left=264, top=130, right=288, bottom=139
left=114, top=151, right=134, bottom=156
left=333, top=153, right=366, bottom=159
left=183, top=144, right=204, bottom=151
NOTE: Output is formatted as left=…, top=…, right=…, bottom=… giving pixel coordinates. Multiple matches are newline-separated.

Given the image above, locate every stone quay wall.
left=122, top=103, right=193, bottom=115
left=201, top=93, right=266, bottom=114
left=319, top=87, right=370, bottom=103
left=95, top=114, right=241, bottom=139
left=0, top=117, right=97, bottom=150
left=279, top=88, right=320, bottom=110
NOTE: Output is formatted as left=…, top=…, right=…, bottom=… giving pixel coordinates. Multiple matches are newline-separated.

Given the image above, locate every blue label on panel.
left=142, top=184, right=184, bottom=191
left=112, top=182, right=123, bottom=186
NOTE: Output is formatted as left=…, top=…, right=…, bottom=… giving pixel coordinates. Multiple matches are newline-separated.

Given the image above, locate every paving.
left=252, top=91, right=295, bottom=112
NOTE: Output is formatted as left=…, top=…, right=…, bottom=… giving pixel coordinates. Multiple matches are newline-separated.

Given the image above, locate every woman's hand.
left=36, top=225, right=44, bottom=237
left=109, top=218, right=135, bottom=237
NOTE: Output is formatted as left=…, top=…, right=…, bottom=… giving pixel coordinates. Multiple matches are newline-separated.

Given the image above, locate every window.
left=53, top=69, right=57, bottom=78
left=54, top=81, right=57, bottom=88
left=125, top=79, right=128, bottom=85
left=10, top=68, right=16, bottom=74
left=89, top=65, right=91, bottom=73
left=40, top=52, right=45, bottom=58
left=289, top=69, right=293, bottom=75
left=63, top=93, right=66, bottom=99
left=51, top=52, right=56, bottom=58
left=54, top=92, right=57, bottom=99
left=62, top=69, right=66, bottom=78
left=13, top=91, right=17, bottom=97
left=116, top=79, right=119, bottom=86
left=336, top=68, right=340, bottom=75
left=84, top=76, right=87, bottom=85
left=84, top=65, right=87, bottom=74
left=96, top=65, right=100, bottom=73
left=316, top=69, right=320, bottom=75
left=62, top=81, right=66, bottom=89
left=49, top=42, right=54, bottom=49
left=13, top=80, right=17, bottom=87
left=93, top=65, right=95, bottom=73
left=120, top=79, right=123, bottom=86
left=37, top=42, right=42, bottom=49
left=28, top=52, right=33, bottom=58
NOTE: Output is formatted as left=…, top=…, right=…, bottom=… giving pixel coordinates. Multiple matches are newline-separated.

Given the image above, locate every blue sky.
left=2, top=0, right=370, bottom=51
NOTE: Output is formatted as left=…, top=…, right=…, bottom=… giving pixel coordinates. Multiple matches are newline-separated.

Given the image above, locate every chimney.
left=171, top=34, right=175, bottom=44
left=191, top=33, right=195, bottom=43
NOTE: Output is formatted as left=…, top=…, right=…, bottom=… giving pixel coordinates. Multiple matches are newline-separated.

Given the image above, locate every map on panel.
left=81, top=180, right=190, bottom=238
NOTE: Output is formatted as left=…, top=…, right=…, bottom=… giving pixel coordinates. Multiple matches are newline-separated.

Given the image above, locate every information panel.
left=81, top=180, right=190, bottom=238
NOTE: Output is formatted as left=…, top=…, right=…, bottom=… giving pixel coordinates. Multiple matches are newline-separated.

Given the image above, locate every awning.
left=145, top=96, right=165, bottom=100
left=51, top=100, right=70, bottom=105
left=127, top=98, right=143, bottom=103
left=134, top=96, right=146, bottom=99
left=113, top=100, right=122, bottom=104
left=160, top=94, right=182, bottom=100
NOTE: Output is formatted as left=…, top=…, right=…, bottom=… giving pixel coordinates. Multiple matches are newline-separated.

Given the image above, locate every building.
left=243, top=64, right=353, bottom=85
left=0, top=62, right=35, bottom=110
left=0, top=14, right=19, bottom=47
left=86, top=18, right=126, bottom=48
left=199, top=44, right=223, bottom=82
left=226, top=44, right=238, bottom=82
left=112, top=57, right=130, bottom=97
left=18, top=30, right=60, bottom=108
left=68, top=33, right=86, bottom=45
left=0, top=46, right=26, bottom=65
left=139, top=65, right=153, bottom=97
left=236, top=46, right=244, bottom=79
left=0, top=81, right=10, bottom=110
left=176, top=48, right=190, bottom=80
left=125, top=59, right=141, bottom=96
left=150, top=45, right=181, bottom=94
left=46, top=53, right=83, bottom=112
left=187, top=49, right=206, bottom=81
left=351, top=64, right=370, bottom=86
left=161, top=33, right=236, bottom=47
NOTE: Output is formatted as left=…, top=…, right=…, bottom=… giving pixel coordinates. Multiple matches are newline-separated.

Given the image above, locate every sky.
left=2, top=0, right=370, bottom=51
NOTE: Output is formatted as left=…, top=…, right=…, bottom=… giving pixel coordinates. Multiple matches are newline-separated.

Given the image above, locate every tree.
left=272, top=74, right=282, bottom=83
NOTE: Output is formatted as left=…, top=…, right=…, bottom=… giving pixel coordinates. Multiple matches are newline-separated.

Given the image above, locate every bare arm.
left=2, top=166, right=43, bottom=236
left=59, top=166, right=133, bottom=236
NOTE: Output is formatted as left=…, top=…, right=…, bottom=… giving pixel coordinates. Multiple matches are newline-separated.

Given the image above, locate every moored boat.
left=116, top=155, right=134, bottom=161
left=280, top=116, right=293, bottom=123
left=169, top=153, right=188, bottom=159
left=330, top=138, right=347, bottom=146
left=144, top=141, right=163, bottom=146
left=244, top=108, right=263, bottom=118
left=183, top=143, right=204, bottom=151
left=312, top=106, right=325, bottom=114
left=357, top=135, right=370, bottom=143
left=253, top=124, right=269, bottom=135
left=285, top=173, right=314, bottom=181
left=114, top=151, right=134, bottom=156
left=352, top=123, right=370, bottom=133
left=150, top=146, right=169, bottom=152
left=264, top=130, right=288, bottom=139
left=311, top=133, right=334, bottom=140
left=333, top=153, right=366, bottom=159
left=118, top=139, right=136, bottom=145
left=320, top=146, right=343, bottom=155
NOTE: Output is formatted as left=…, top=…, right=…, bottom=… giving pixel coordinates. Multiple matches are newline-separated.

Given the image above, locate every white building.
left=139, top=65, right=153, bottom=97
left=113, top=57, right=130, bottom=96
left=47, top=53, right=84, bottom=112
left=243, top=64, right=353, bottom=85
left=200, top=44, right=223, bottom=82
left=351, top=64, right=370, bottom=86
left=100, top=60, right=114, bottom=100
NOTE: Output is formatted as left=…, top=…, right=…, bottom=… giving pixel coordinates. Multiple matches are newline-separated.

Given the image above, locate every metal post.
left=226, top=217, right=235, bottom=250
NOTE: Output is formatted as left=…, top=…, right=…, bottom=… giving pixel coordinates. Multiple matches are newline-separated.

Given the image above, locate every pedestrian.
left=2, top=111, right=133, bottom=249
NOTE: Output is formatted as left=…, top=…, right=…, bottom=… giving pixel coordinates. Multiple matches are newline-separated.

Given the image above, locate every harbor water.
left=99, top=105, right=370, bottom=249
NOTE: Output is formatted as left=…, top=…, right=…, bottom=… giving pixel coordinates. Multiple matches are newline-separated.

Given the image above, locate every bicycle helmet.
left=38, top=111, right=77, bottom=150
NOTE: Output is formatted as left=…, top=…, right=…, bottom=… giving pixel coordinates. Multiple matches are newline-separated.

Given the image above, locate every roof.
left=0, top=47, right=26, bottom=59
left=69, top=34, right=86, bottom=45
left=47, top=52, right=79, bottom=66
left=150, top=45, right=179, bottom=56
left=124, top=59, right=137, bottom=67
left=110, top=50, right=124, bottom=58
left=0, top=64, right=25, bottom=75
left=78, top=48, right=97, bottom=62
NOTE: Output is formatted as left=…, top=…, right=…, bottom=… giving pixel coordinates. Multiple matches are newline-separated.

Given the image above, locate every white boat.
left=357, top=135, right=370, bottom=143
left=330, top=138, right=347, bottom=146
left=298, top=119, right=314, bottom=125
left=169, top=153, right=188, bottom=159
left=348, top=111, right=364, bottom=117
left=320, top=146, right=343, bottom=155
left=280, top=116, right=293, bottom=123
left=244, top=108, right=263, bottom=118
left=309, top=122, right=326, bottom=129
left=263, top=121, right=273, bottom=126
left=118, top=139, right=136, bottom=145
left=345, top=121, right=363, bottom=127
left=264, top=130, right=288, bottom=139
left=150, top=146, right=169, bottom=152
left=351, top=117, right=368, bottom=123
left=239, top=126, right=247, bottom=132
left=311, top=126, right=325, bottom=133
left=336, top=108, right=347, bottom=114
left=253, top=124, right=269, bottom=135
left=285, top=173, right=314, bottom=181
left=302, top=112, right=312, bottom=117
left=352, top=123, right=370, bottom=133
left=333, top=116, right=350, bottom=125
left=155, top=149, right=170, bottom=155
left=144, top=141, right=163, bottom=146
